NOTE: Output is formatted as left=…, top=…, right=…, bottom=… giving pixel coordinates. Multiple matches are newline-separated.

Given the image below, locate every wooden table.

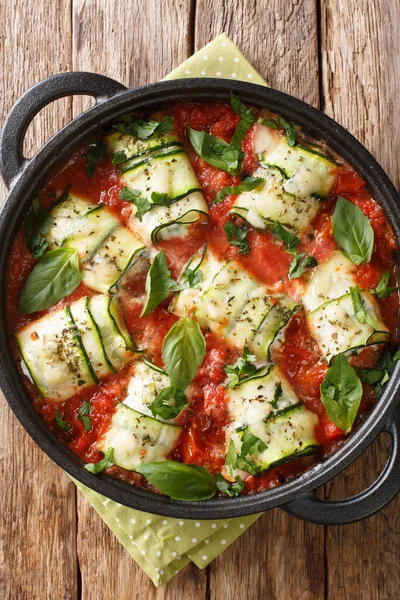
left=0, top=1, right=399, bottom=598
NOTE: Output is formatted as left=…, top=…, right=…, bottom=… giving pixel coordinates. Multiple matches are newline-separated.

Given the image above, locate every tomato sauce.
left=5, top=102, right=399, bottom=495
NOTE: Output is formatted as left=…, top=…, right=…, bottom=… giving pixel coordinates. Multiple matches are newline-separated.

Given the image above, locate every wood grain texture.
left=71, top=2, right=205, bottom=598
left=197, top=2, right=325, bottom=598
left=77, top=494, right=206, bottom=600
left=321, top=2, right=400, bottom=599
left=209, top=509, right=324, bottom=600
left=1, top=1, right=399, bottom=598
left=321, top=0, right=400, bottom=187
left=72, top=0, right=194, bottom=115
left=0, top=1, right=78, bottom=599
left=195, top=0, right=320, bottom=106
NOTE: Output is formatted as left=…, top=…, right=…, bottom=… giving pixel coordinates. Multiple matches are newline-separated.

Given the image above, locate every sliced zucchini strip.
left=69, top=297, right=115, bottom=378
left=226, top=366, right=320, bottom=472
left=230, top=165, right=322, bottom=233
left=123, top=360, right=171, bottom=421
left=301, top=250, right=358, bottom=312
left=88, top=295, right=136, bottom=369
left=171, top=244, right=223, bottom=317
left=231, top=124, right=338, bottom=233
left=98, top=403, right=182, bottom=471
left=306, top=292, right=390, bottom=362
left=195, top=260, right=258, bottom=338
left=226, top=365, right=299, bottom=427
left=46, top=193, right=146, bottom=294
left=106, top=131, right=182, bottom=164
left=15, top=295, right=136, bottom=401
left=264, top=139, right=337, bottom=198
left=231, top=404, right=320, bottom=471
left=82, top=226, right=145, bottom=294
left=111, top=142, right=209, bottom=244
left=63, top=206, right=119, bottom=262
left=45, top=194, right=97, bottom=248
left=170, top=246, right=296, bottom=358
left=16, top=305, right=96, bottom=401
left=248, top=301, right=297, bottom=358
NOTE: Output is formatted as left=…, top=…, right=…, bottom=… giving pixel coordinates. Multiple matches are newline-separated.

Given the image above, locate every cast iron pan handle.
left=0, top=72, right=127, bottom=189
left=283, top=406, right=400, bottom=525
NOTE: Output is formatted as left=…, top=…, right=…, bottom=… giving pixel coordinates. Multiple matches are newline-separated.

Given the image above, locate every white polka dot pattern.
left=73, top=32, right=266, bottom=589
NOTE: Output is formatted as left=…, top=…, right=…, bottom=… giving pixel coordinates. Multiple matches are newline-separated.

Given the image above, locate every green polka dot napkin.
left=75, top=34, right=266, bottom=587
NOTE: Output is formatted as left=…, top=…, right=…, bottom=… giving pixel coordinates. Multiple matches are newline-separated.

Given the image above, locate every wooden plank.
left=209, top=509, right=324, bottom=600
left=320, top=0, right=400, bottom=188
left=72, top=1, right=206, bottom=597
left=0, top=1, right=78, bottom=599
left=195, top=2, right=325, bottom=598
left=324, top=437, right=400, bottom=600
left=77, top=494, right=207, bottom=599
left=72, top=0, right=194, bottom=116
left=195, top=0, right=320, bottom=106
left=320, top=1, right=400, bottom=598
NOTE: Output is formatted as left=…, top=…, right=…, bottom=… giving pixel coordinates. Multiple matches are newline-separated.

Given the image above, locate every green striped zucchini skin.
left=306, top=292, right=390, bottom=363
left=230, top=123, right=338, bottom=233
left=98, top=403, right=182, bottom=471
left=46, top=193, right=146, bottom=295
left=108, top=130, right=210, bottom=244
left=106, top=130, right=182, bottom=166
left=15, top=295, right=136, bottom=402
left=226, top=365, right=320, bottom=473
left=170, top=246, right=297, bottom=359
left=301, top=250, right=390, bottom=362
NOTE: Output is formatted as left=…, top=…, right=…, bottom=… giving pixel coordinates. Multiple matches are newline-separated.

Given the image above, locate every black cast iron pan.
left=0, top=72, right=399, bottom=523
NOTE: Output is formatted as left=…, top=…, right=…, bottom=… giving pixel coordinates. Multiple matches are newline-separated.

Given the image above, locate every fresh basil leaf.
left=119, top=186, right=152, bottom=220
left=18, top=248, right=82, bottom=314
left=273, top=223, right=301, bottom=253
left=162, top=314, right=206, bottom=391
left=25, top=197, right=53, bottom=259
left=224, top=347, right=258, bottom=388
left=85, top=140, right=107, bottom=178
left=230, top=93, right=256, bottom=148
left=110, top=150, right=128, bottom=165
left=289, top=252, right=317, bottom=279
left=188, top=127, right=241, bottom=174
left=258, top=117, right=279, bottom=129
left=151, top=191, right=172, bottom=206
left=54, top=410, right=71, bottom=432
left=225, top=438, right=238, bottom=477
left=320, top=353, right=363, bottom=434
left=182, top=267, right=203, bottom=288
left=278, top=116, right=296, bottom=147
left=216, top=474, right=245, bottom=497
left=150, top=386, right=188, bottom=420
left=188, top=97, right=254, bottom=175
left=212, top=177, right=263, bottom=205
left=271, top=381, right=282, bottom=410
left=236, top=456, right=259, bottom=475
left=78, top=400, right=92, bottom=432
left=141, top=251, right=186, bottom=316
left=240, top=429, right=267, bottom=458
left=113, top=116, right=174, bottom=140
left=119, top=187, right=142, bottom=202
left=135, top=461, right=217, bottom=501
left=223, top=220, right=250, bottom=255
left=393, top=350, right=400, bottom=362
left=356, top=346, right=395, bottom=395
left=84, top=447, right=115, bottom=474
left=350, top=285, right=381, bottom=330
left=332, top=196, right=374, bottom=265
left=370, top=272, right=398, bottom=299
left=302, top=255, right=318, bottom=269
left=119, top=187, right=173, bottom=220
